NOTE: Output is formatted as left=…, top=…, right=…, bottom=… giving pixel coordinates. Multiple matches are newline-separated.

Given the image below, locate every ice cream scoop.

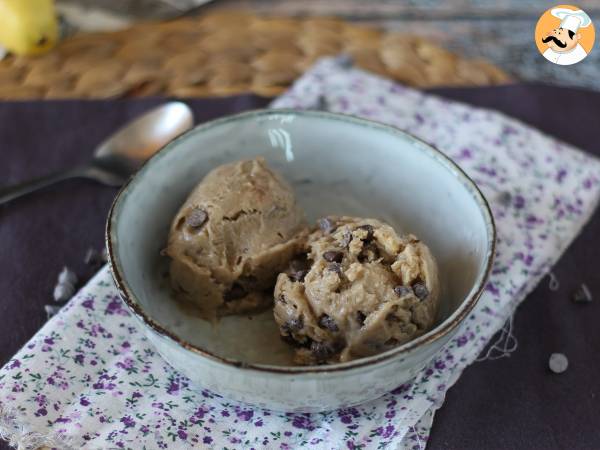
left=273, top=216, right=440, bottom=364
left=167, top=157, right=307, bottom=320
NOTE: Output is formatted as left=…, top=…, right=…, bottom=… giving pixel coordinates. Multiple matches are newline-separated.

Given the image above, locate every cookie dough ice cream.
left=273, top=216, right=439, bottom=364
left=166, top=157, right=307, bottom=320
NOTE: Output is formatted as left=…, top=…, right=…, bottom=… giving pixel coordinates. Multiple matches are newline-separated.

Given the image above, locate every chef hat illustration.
left=551, top=8, right=592, bottom=33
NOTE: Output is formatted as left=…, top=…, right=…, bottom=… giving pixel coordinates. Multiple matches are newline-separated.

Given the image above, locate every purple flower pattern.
left=1, top=59, right=600, bottom=449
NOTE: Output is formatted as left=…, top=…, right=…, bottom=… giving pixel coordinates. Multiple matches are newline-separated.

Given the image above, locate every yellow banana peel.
left=0, top=0, right=59, bottom=56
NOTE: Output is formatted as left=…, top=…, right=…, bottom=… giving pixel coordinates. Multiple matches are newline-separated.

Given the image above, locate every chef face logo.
left=542, top=27, right=580, bottom=52
left=535, top=5, right=595, bottom=65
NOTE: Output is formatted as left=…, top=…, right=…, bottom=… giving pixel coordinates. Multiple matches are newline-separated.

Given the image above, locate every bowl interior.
left=110, top=110, right=493, bottom=367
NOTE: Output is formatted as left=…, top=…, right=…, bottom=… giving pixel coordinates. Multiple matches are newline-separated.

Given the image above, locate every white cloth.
left=543, top=43, right=588, bottom=65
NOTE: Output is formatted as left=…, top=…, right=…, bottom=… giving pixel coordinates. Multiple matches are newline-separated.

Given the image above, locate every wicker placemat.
left=0, top=11, right=511, bottom=100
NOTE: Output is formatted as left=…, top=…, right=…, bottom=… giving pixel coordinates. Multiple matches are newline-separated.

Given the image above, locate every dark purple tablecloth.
left=1, top=85, right=598, bottom=449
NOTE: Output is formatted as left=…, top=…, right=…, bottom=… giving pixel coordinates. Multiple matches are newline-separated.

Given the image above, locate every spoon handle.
left=0, top=167, right=86, bottom=205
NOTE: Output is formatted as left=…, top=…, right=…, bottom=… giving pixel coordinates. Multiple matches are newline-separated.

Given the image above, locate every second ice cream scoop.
left=166, top=157, right=307, bottom=320
left=274, top=216, right=440, bottom=364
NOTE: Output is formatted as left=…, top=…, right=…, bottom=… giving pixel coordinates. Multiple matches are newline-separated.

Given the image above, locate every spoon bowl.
left=95, top=102, right=194, bottom=166
left=0, top=102, right=194, bottom=205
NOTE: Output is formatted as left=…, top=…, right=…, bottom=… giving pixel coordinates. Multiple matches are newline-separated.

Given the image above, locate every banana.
left=0, top=0, right=59, bottom=56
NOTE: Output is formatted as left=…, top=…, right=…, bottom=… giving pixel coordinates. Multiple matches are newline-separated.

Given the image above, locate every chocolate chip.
left=277, top=294, right=287, bottom=304
left=310, top=341, right=336, bottom=362
left=323, top=251, right=343, bottom=263
left=288, top=257, right=310, bottom=282
left=186, top=208, right=208, bottom=228
left=572, top=283, right=592, bottom=303
left=357, top=224, right=374, bottom=242
left=356, top=311, right=366, bottom=326
left=281, top=333, right=297, bottom=346
left=341, top=230, right=353, bottom=248
left=53, top=283, right=74, bottom=302
left=412, top=282, right=429, bottom=300
left=289, top=269, right=308, bottom=282
left=327, top=262, right=343, bottom=274
left=223, top=283, right=246, bottom=302
left=289, top=257, right=307, bottom=271
left=549, top=353, right=568, bottom=374
left=318, top=218, right=336, bottom=234
left=296, top=335, right=312, bottom=348
left=58, top=267, right=78, bottom=286
left=287, top=316, right=304, bottom=332
left=44, top=304, right=61, bottom=319
left=84, top=248, right=101, bottom=266
left=386, top=313, right=401, bottom=323
left=318, top=314, right=339, bottom=332
left=394, top=285, right=413, bottom=297
left=358, top=243, right=379, bottom=262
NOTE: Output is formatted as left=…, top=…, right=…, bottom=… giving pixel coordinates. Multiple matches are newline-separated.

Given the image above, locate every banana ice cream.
left=166, top=157, right=307, bottom=320
left=273, top=216, right=440, bottom=364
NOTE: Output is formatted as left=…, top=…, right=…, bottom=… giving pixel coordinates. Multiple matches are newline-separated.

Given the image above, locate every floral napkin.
left=1, top=58, right=600, bottom=450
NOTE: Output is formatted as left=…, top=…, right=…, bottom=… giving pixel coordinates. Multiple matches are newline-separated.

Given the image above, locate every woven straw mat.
left=0, top=11, right=512, bottom=100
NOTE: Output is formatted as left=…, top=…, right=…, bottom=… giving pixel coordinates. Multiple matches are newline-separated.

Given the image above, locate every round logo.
left=535, top=4, right=595, bottom=65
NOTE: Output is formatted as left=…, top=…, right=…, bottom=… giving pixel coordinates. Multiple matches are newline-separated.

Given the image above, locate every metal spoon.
left=0, top=102, right=194, bottom=205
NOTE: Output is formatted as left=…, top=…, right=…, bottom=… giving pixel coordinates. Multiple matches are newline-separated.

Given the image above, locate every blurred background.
left=55, top=0, right=600, bottom=89
left=2, top=0, right=600, bottom=102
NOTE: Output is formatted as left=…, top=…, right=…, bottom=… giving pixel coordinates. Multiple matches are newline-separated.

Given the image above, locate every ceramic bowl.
left=106, top=109, right=495, bottom=412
